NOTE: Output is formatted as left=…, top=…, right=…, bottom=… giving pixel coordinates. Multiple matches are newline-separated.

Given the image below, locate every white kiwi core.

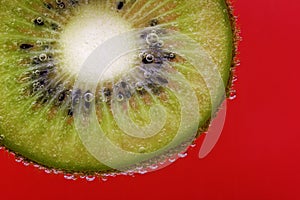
left=59, top=4, right=133, bottom=79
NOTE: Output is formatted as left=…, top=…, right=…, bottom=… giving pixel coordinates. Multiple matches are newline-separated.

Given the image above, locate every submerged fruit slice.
left=0, top=0, right=234, bottom=174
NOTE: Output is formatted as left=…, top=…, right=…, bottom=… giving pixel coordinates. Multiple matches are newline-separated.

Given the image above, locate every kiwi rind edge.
left=0, top=0, right=240, bottom=177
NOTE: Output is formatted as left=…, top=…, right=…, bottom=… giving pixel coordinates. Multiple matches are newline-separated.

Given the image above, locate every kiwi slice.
left=0, top=0, right=235, bottom=175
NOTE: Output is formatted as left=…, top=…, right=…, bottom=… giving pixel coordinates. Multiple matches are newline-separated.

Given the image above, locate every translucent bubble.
left=145, top=54, right=154, bottom=62
left=15, top=157, right=23, bottom=163
left=144, top=71, right=151, bottom=79
left=64, top=174, right=76, bottom=180
left=149, top=164, right=158, bottom=170
left=232, top=75, right=238, bottom=83
left=178, top=152, right=188, bottom=158
left=36, top=40, right=43, bottom=46
left=138, top=146, right=146, bottom=153
left=135, top=82, right=144, bottom=91
left=0, top=134, right=5, bottom=140
left=157, top=40, right=164, bottom=47
left=168, top=157, right=176, bottom=163
left=101, top=176, right=108, bottom=182
left=22, top=161, right=30, bottom=166
left=138, top=169, right=148, bottom=174
left=86, top=176, right=96, bottom=182
left=52, top=169, right=61, bottom=174
left=33, top=70, right=40, bottom=76
left=169, top=53, right=175, bottom=59
left=58, top=3, right=65, bottom=9
left=36, top=17, right=44, bottom=25
left=44, top=169, right=52, bottom=174
left=84, top=92, right=94, bottom=102
left=139, top=52, right=145, bottom=59
left=39, top=53, right=48, bottom=62
left=146, top=33, right=159, bottom=45
left=116, top=93, right=124, bottom=102
left=229, top=89, right=237, bottom=100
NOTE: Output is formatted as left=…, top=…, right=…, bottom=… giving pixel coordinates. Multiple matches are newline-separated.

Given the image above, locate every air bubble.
left=84, top=92, right=94, bottom=102
left=64, top=174, right=76, bottom=180
left=168, top=157, right=176, bottom=163
left=44, top=169, right=52, bottom=174
left=39, top=53, right=48, bottom=62
left=139, top=52, right=145, bottom=59
left=101, top=176, right=108, bottom=182
left=178, top=152, right=188, bottom=158
left=145, top=54, right=154, bottom=62
left=58, top=2, right=65, bottom=9
left=34, top=17, right=44, bottom=26
left=135, top=82, right=144, bottom=91
left=149, top=164, right=158, bottom=170
left=116, top=93, right=124, bottom=102
left=22, top=161, right=30, bottom=166
left=146, top=33, right=159, bottom=45
left=0, top=134, right=4, bottom=141
left=138, top=169, right=148, bottom=174
left=229, top=89, right=237, bottom=100
left=73, top=96, right=80, bottom=104
left=86, top=176, right=96, bottom=182
left=36, top=41, right=43, bottom=46
left=157, top=40, right=164, bottom=47
left=15, top=157, right=23, bottom=163
left=138, top=146, right=146, bottom=153
left=144, top=71, right=151, bottom=79
left=33, top=70, right=40, bottom=76
left=232, top=76, right=238, bottom=83
left=52, top=169, right=61, bottom=174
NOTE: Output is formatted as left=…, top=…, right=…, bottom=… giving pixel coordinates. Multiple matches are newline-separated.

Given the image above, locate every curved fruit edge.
left=0, top=0, right=241, bottom=180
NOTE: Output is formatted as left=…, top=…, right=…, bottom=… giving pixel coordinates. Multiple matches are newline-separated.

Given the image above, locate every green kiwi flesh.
left=0, top=0, right=234, bottom=174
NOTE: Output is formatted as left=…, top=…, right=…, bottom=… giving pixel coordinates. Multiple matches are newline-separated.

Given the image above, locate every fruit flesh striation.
left=0, top=0, right=234, bottom=173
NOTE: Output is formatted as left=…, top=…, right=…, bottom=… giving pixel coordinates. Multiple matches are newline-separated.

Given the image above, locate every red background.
left=1, top=0, right=300, bottom=199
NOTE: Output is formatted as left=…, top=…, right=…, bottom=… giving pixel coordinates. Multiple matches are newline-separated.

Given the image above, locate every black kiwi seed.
left=51, top=23, right=59, bottom=31
left=150, top=19, right=158, bottom=26
left=103, top=88, right=111, bottom=97
left=117, top=1, right=124, bottom=10
left=44, top=3, right=53, bottom=10
left=69, top=0, right=79, bottom=6
left=58, top=92, right=66, bottom=102
left=120, top=81, right=128, bottom=88
left=67, top=108, right=73, bottom=116
left=39, top=70, right=49, bottom=77
left=20, top=44, right=34, bottom=50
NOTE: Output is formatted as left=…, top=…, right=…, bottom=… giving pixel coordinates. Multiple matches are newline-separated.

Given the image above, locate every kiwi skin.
left=0, top=0, right=239, bottom=177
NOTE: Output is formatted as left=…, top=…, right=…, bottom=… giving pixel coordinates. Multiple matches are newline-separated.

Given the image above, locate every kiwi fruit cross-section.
left=0, top=0, right=235, bottom=175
